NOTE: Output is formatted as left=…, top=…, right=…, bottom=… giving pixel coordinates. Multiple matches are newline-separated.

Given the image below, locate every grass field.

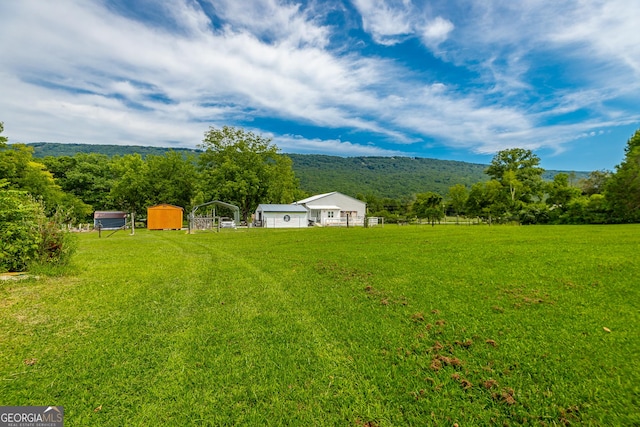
left=1, top=225, right=639, bottom=425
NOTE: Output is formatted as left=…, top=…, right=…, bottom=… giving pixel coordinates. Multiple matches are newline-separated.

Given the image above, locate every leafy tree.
left=0, top=144, right=60, bottom=204
left=110, top=154, right=149, bottom=215
left=359, top=193, right=410, bottom=223
left=485, top=148, right=545, bottom=214
left=465, top=180, right=505, bottom=224
left=0, top=127, right=90, bottom=222
left=265, top=154, right=306, bottom=205
left=412, top=192, right=444, bottom=226
left=517, top=202, right=550, bottom=225
left=559, top=194, right=610, bottom=224
left=145, top=151, right=199, bottom=211
left=43, top=153, right=115, bottom=212
left=606, top=129, right=640, bottom=222
left=579, top=170, right=611, bottom=196
left=545, top=173, right=582, bottom=222
left=198, top=126, right=299, bottom=222
left=585, top=194, right=611, bottom=224
left=446, top=184, right=468, bottom=221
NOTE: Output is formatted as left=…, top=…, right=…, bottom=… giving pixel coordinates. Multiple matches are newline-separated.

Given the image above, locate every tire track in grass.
left=138, top=231, right=381, bottom=424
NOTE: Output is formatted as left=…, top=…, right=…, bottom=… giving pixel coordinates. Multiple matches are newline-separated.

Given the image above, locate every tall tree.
left=465, top=180, right=505, bottom=224
left=0, top=134, right=90, bottom=221
left=145, top=151, right=198, bottom=211
left=264, top=154, right=305, bottom=205
left=198, top=126, right=299, bottom=222
left=606, top=129, right=640, bottom=222
left=110, top=154, right=149, bottom=215
left=412, top=191, right=444, bottom=226
left=43, top=153, right=115, bottom=212
left=485, top=148, right=544, bottom=219
left=446, top=184, right=468, bottom=221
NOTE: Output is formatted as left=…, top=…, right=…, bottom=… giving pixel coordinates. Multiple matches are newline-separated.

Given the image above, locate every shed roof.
left=94, top=211, right=127, bottom=219
left=148, top=204, right=184, bottom=210
left=257, top=204, right=308, bottom=213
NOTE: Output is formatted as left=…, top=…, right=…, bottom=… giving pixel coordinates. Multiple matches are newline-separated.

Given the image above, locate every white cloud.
left=549, top=0, right=640, bottom=75
left=420, top=16, right=454, bottom=48
left=351, top=0, right=413, bottom=45
left=202, top=0, right=331, bottom=48
left=436, top=1, right=640, bottom=90
left=352, top=0, right=453, bottom=48
left=0, top=0, right=394, bottom=145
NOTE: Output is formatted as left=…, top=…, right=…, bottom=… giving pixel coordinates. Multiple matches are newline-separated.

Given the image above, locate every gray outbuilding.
left=94, top=211, right=127, bottom=230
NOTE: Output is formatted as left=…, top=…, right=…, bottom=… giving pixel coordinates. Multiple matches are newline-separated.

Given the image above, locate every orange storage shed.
left=147, top=204, right=184, bottom=230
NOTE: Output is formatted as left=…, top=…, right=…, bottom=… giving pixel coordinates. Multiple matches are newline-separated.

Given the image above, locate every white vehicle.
left=219, top=218, right=236, bottom=228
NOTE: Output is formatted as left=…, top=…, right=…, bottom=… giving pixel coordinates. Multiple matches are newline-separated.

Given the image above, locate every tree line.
left=2, top=121, right=640, bottom=229
left=365, top=130, right=640, bottom=225
left=1, top=125, right=304, bottom=224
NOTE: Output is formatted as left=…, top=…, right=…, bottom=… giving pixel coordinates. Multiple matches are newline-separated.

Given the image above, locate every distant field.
left=1, top=225, right=638, bottom=425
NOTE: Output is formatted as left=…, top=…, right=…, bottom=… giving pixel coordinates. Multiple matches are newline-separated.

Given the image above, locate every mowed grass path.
left=1, top=225, right=639, bottom=425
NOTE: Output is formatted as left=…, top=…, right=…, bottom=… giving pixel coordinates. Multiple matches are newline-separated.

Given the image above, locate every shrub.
left=0, top=188, right=76, bottom=272
left=0, top=189, right=42, bottom=272
left=36, top=209, right=77, bottom=266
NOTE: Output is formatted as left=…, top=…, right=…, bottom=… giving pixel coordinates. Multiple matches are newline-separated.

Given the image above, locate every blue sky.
left=1, top=0, right=639, bottom=171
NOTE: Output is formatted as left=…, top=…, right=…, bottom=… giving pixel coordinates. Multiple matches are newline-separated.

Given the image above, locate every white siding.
left=255, top=204, right=309, bottom=228
left=262, top=212, right=308, bottom=228
left=298, top=192, right=366, bottom=226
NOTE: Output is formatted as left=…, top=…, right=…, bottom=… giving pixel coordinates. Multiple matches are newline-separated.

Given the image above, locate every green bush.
left=0, top=189, right=42, bottom=272
left=36, top=209, right=77, bottom=266
left=0, top=188, right=76, bottom=272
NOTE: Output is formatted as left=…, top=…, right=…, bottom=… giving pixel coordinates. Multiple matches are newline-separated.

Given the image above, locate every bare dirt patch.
left=501, top=287, right=555, bottom=308
left=0, top=273, right=37, bottom=281
left=364, top=285, right=407, bottom=306
left=492, top=387, right=516, bottom=405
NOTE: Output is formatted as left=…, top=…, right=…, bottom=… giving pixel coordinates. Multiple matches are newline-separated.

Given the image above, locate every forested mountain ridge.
left=287, top=154, right=488, bottom=199
left=26, top=142, right=199, bottom=158
left=24, top=142, right=588, bottom=199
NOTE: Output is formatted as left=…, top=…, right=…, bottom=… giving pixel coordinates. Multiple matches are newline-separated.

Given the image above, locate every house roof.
left=296, top=191, right=365, bottom=206
left=295, top=192, right=337, bottom=205
left=256, top=204, right=308, bottom=213
left=305, top=205, right=341, bottom=210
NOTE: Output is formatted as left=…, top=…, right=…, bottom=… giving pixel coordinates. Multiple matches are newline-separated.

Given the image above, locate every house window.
left=327, top=211, right=334, bottom=218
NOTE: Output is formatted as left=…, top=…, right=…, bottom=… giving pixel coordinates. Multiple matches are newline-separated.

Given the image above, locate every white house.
left=295, top=192, right=366, bottom=226
left=254, top=204, right=309, bottom=228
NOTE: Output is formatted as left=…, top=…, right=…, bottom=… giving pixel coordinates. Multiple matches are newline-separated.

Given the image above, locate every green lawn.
left=1, top=225, right=639, bottom=425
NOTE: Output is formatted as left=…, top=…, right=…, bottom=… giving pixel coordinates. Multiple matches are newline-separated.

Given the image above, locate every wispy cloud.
left=204, top=0, right=331, bottom=48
